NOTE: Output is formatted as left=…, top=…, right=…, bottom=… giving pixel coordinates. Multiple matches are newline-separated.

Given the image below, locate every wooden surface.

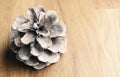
left=0, top=0, right=120, bottom=77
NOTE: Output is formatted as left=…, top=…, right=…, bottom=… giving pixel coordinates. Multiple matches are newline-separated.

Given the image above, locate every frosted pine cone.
left=10, top=5, right=66, bottom=69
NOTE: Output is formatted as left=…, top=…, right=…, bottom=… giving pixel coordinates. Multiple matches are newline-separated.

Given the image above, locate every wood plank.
left=0, top=0, right=120, bottom=77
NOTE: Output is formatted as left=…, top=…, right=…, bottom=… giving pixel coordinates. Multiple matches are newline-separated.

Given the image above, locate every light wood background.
left=0, top=0, right=120, bottom=77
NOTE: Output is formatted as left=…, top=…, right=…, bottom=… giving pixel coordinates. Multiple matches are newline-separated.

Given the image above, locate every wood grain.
left=0, top=0, right=120, bottom=77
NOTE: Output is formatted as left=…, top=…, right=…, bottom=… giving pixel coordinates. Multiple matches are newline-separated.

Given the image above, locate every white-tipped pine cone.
left=10, top=5, right=66, bottom=69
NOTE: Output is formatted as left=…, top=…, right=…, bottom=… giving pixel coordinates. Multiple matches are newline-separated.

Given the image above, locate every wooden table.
left=0, top=0, right=120, bottom=77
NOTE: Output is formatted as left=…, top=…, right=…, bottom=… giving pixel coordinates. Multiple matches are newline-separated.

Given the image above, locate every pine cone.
left=10, top=5, right=66, bottom=69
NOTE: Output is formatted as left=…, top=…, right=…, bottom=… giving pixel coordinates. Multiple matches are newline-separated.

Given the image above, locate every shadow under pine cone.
left=3, top=47, right=34, bottom=70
